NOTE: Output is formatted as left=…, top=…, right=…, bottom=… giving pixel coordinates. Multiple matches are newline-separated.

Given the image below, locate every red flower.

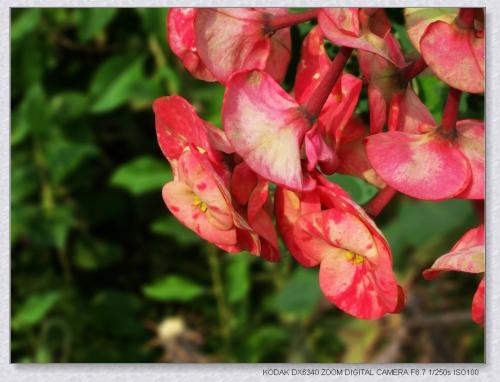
left=168, top=8, right=216, bottom=81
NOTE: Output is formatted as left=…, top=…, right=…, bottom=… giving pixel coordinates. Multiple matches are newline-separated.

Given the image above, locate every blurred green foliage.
left=11, top=8, right=484, bottom=363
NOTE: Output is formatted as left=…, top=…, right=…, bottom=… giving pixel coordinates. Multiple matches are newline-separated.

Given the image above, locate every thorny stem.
left=402, top=56, right=427, bottom=82
left=207, top=245, right=232, bottom=359
left=302, top=47, right=353, bottom=118
left=441, top=87, right=462, bottom=133
left=365, top=186, right=397, bottom=217
left=457, top=8, right=475, bottom=29
left=267, top=9, right=319, bottom=32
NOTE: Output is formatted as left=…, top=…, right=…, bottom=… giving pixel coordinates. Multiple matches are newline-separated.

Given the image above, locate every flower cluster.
left=154, top=8, right=484, bottom=322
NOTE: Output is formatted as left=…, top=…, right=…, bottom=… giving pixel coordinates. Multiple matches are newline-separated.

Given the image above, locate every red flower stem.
left=402, top=56, right=427, bottom=81
left=364, top=186, right=397, bottom=217
left=302, top=47, right=353, bottom=117
left=441, top=87, right=462, bottom=133
left=457, top=8, right=475, bottom=29
left=268, top=9, right=319, bottom=31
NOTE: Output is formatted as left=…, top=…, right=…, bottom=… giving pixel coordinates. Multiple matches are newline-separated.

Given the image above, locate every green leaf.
left=137, top=8, right=168, bottom=44
left=12, top=292, right=60, bottom=331
left=142, top=276, right=205, bottom=302
left=11, top=9, right=41, bottom=42
left=272, top=268, right=322, bottom=318
left=110, top=156, right=172, bottom=195
left=226, top=254, right=251, bottom=304
left=44, top=138, right=98, bottom=184
left=46, top=205, right=75, bottom=250
left=11, top=162, right=38, bottom=204
left=327, top=174, right=378, bottom=205
left=417, top=75, right=447, bottom=121
left=246, top=326, right=290, bottom=362
left=12, top=84, right=51, bottom=143
left=73, top=239, right=123, bottom=271
left=89, top=55, right=145, bottom=113
left=76, top=8, right=117, bottom=42
left=50, top=91, right=89, bottom=122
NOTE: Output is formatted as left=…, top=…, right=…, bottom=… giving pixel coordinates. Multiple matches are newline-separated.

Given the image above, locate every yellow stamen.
left=344, top=251, right=354, bottom=261
left=193, top=195, right=208, bottom=213
left=344, top=251, right=364, bottom=265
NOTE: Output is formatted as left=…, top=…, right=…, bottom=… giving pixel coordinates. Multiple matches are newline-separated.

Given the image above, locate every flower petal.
left=365, top=131, right=471, bottom=200
left=294, top=26, right=332, bottom=104
left=338, top=137, right=386, bottom=189
left=472, top=277, right=485, bottom=326
left=263, top=8, right=292, bottom=84
left=388, top=87, right=436, bottom=134
left=223, top=70, right=310, bottom=190
left=420, top=20, right=484, bottom=93
left=404, top=8, right=458, bottom=53
left=162, top=181, right=237, bottom=247
left=294, top=209, right=379, bottom=264
left=452, top=224, right=484, bottom=252
left=194, top=8, right=271, bottom=83
left=456, top=120, right=485, bottom=199
left=153, top=96, right=215, bottom=163
left=423, top=246, right=485, bottom=280
left=274, top=188, right=321, bottom=267
left=167, top=8, right=216, bottom=81
left=177, top=150, right=234, bottom=230
left=319, top=249, right=398, bottom=320
left=319, top=8, right=402, bottom=65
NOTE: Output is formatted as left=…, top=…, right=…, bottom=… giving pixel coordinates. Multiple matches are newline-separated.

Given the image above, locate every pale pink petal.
left=177, top=150, right=234, bottom=230
left=223, top=70, right=310, bottom=190
left=162, top=181, right=237, bottom=247
left=423, top=246, right=485, bottom=280
left=194, top=8, right=270, bottom=84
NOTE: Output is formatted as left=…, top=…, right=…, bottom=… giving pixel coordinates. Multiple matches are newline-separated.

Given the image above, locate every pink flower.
left=192, top=8, right=291, bottom=84
left=154, top=95, right=277, bottom=260
left=423, top=225, right=485, bottom=325
left=318, top=8, right=405, bottom=66
left=365, top=94, right=484, bottom=200
left=275, top=174, right=404, bottom=319
left=405, top=8, right=484, bottom=93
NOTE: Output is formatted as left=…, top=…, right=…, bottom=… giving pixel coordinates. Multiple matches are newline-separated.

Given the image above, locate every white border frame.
left=1, top=1, right=496, bottom=381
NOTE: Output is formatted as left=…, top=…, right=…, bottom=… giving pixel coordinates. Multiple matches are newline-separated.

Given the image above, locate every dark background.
left=11, top=8, right=484, bottom=363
